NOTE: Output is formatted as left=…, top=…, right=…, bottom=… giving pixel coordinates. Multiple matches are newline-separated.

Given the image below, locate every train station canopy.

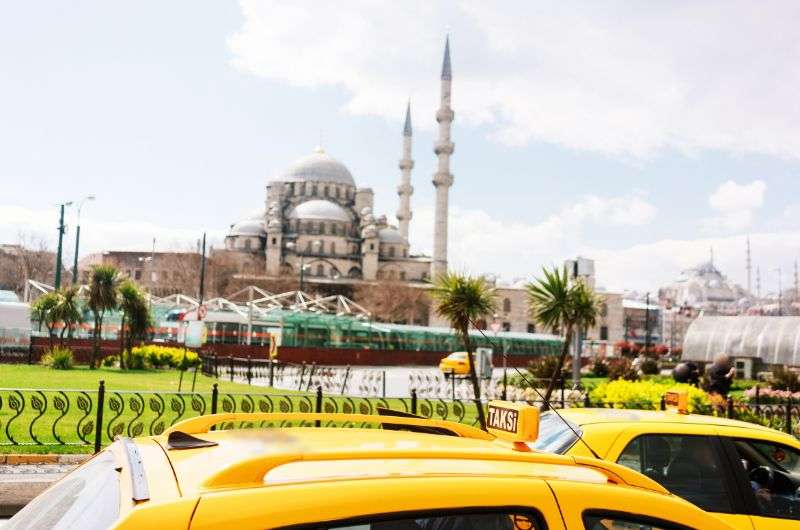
left=683, top=316, right=800, bottom=366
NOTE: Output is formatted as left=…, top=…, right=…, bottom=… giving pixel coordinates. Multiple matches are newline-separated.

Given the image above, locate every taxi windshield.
left=449, top=353, right=467, bottom=360
left=5, top=450, right=120, bottom=530
left=531, top=412, right=581, bottom=454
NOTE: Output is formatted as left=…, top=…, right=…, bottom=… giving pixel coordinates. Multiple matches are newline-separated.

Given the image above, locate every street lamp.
left=286, top=240, right=321, bottom=292
left=71, top=195, right=95, bottom=285
left=54, top=200, right=74, bottom=290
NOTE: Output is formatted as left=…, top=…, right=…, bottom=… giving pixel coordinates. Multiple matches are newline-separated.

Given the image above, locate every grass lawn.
left=1, top=364, right=258, bottom=393
left=1, top=364, right=479, bottom=454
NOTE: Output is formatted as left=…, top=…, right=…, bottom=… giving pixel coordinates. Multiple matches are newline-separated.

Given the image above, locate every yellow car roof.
left=143, top=412, right=668, bottom=496
left=559, top=407, right=789, bottom=434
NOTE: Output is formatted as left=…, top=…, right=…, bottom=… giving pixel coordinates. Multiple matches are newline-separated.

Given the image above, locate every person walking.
left=707, top=353, right=735, bottom=397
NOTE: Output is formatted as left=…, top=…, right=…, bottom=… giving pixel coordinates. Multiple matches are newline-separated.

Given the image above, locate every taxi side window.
left=583, top=511, right=690, bottom=530
left=299, top=510, right=541, bottom=530
left=732, top=439, right=800, bottom=520
left=616, top=434, right=733, bottom=513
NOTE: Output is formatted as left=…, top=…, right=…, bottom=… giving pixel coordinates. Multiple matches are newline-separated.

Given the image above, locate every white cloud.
left=702, top=179, right=767, bottom=231
left=230, top=1, right=800, bottom=158
left=0, top=206, right=225, bottom=262
left=411, top=192, right=657, bottom=280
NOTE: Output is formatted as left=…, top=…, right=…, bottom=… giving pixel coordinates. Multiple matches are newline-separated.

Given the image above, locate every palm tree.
left=53, top=287, right=82, bottom=347
left=31, top=291, right=60, bottom=349
left=118, top=280, right=151, bottom=368
left=526, top=266, right=600, bottom=404
left=429, top=272, right=496, bottom=430
left=87, top=265, right=120, bottom=369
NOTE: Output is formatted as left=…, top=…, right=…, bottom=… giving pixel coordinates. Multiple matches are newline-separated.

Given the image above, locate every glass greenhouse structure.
left=683, top=316, right=800, bottom=366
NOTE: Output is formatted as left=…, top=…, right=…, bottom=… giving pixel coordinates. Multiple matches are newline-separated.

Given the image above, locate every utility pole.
left=54, top=202, right=72, bottom=290
left=198, top=233, right=206, bottom=306
left=71, top=195, right=95, bottom=285
left=644, top=292, right=651, bottom=355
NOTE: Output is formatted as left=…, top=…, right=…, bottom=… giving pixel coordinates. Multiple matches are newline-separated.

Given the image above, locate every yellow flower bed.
left=589, top=379, right=711, bottom=412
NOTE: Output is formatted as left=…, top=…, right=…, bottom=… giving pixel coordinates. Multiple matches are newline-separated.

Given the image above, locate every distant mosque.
left=223, top=37, right=455, bottom=283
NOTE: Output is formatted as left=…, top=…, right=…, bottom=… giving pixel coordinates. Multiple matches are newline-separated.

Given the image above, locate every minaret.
left=746, top=237, right=752, bottom=294
left=431, top=35, right=454, bottom=278
left=397, top=101, right=414, bottom=240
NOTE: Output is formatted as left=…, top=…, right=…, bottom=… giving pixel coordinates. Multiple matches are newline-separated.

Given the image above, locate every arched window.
left=316, top=264, right=324, bottom=276
left=324, top=185, right=329, bottom=197
left=503, top=298, right=511, bottom=313
left=244, top=239, right=252, bottom=251
left=319, top=223, right=325, bottom=235
left=312, top=184, right=318, bottom=196
left=335, top=187, right=340, bottom=199
left=330, top=242, right=336, bottom=255
left=348, top=267, right=362, bottom=279
left=389, top=246, right=396, bottom=258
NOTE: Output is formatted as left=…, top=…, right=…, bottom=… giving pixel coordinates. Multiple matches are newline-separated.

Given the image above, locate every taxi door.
left=604, top=424, right=754, bottom=530
left=715, top=428, right=800, bottom=530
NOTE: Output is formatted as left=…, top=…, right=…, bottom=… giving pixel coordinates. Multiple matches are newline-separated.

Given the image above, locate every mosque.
left=223, top=38, right=455, bottom=284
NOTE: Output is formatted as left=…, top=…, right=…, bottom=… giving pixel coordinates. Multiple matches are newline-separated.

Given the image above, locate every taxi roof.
left=141, top=413, right=669, bottom=497
left=559, top=407, right=789, bottom=434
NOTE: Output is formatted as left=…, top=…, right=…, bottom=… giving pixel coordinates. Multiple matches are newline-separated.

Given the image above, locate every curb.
left=0, top=454, right=89, bottom=465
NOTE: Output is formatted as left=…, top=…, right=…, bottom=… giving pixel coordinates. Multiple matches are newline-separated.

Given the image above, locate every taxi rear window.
left=531, top=412, right=580, bottom=454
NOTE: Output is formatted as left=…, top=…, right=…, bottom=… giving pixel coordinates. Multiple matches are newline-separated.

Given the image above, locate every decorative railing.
left=0, top=384, right=480, bottom=451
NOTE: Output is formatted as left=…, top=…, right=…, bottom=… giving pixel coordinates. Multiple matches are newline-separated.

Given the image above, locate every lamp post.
left=71, top=195, right=95, bottom=285
left=54, top=201, right=74, bottom=290
left=286, top=240, right=321, bottom=292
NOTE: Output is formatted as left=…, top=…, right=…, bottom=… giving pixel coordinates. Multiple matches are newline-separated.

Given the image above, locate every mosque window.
left=503, top=298, right=511, bottom=313
left=399, top=271, right=406, bottom=280
left=320, top=223, right=327, bottom=235
left=312, top=184, right=318, bottom=196
left=299, top=183, right=305, bottom=195
left=527, top=323, right=536, bottom=334
left=316, top=264, right=324, bottom=276
left=403, top=248, right=407, bottom=257
left=330, top=242, right=336, bottom=255
left=335, top=187, right=340, bottom=199
left=244, top=239, right=252, bottom=251
left=272, top=237, right=277, bottom=245
left=389, top=246, right=396, bottom=258
left=324, top=185, right=329, bottom=197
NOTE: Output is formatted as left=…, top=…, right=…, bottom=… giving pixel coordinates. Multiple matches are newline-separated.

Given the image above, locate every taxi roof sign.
left=664, top=390, right=689, bottom=414
left=487, top=401, right=539, bottom=443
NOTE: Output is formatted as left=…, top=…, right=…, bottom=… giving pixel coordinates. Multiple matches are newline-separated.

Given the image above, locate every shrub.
left=770, top=366, right=800, bottom=392
left=590, top=379, right=710, bottom=412
left=608, top=358, right=639, bottom=382
left=102, top=355, right=117, bottom=368
left=40, top=347, right=74, bottom=370
left=125, top=345, right=200, bottom=371
left=640, top=358, right=659, bottom=375
left=527, top=355, right=565, bottom=382
left=591, top=358, right=609, bottom=377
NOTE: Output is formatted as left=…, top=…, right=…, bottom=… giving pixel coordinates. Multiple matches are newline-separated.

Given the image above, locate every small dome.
left=378, top=227, right=406, bottom=244
left=229, top=219, right=266, bottom=237
left=278, top=148, right=355, bottom=186
left=288, top=200, right=351, bottom=222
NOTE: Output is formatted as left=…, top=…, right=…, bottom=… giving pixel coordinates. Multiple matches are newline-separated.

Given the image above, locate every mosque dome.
left=288, top=199, right=351, bottom=222
left=229, top=219, right=266, bottom=237
left=378, top=227, right=406, bottom=244
left=279, top=148, right=355, bottom=186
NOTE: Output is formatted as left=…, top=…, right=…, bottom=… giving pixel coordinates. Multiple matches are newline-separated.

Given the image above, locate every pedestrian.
left=707, top=353, right=735, bottom=397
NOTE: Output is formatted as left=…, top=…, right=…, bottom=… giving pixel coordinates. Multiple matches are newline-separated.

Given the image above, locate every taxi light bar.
left=164, top=412, right=494, bottom=441
left=486, top=401, right=539, bottom=443
left=664, top=390, right=689, bottom=414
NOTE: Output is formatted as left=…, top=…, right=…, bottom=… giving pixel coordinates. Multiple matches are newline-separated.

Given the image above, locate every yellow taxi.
left=439, top=351, right=471, bottom=375
left=536, top=393, right=800, bottom=530
left=7, top=401, right=734, bottom=530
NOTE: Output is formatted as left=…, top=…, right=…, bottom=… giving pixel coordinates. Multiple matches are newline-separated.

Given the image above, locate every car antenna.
left=468, top=319, right=602, bottom=460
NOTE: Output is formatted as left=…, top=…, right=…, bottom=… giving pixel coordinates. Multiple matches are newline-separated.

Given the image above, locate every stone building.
left=223, top=38, right=456, bottom=284
left=78, top=251, right=201, bottom=297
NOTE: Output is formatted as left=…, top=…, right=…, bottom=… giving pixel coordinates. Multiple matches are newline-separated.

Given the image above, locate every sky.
left=1, top=1, right=799, bottom=294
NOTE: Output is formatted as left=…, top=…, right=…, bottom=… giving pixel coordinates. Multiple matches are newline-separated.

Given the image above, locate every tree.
left=429, top=272, right=496, bottom=430
left=526, top=266, right=600, bottom=404
left=52, top=287, right=82, bottom=346
left=118, top=280, right=152, bottom=368
left=354, top=281, right=430, bottom=325
left=31, top=291, right=60, bottom=349
left=87, top=265, right=120, bottom=369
